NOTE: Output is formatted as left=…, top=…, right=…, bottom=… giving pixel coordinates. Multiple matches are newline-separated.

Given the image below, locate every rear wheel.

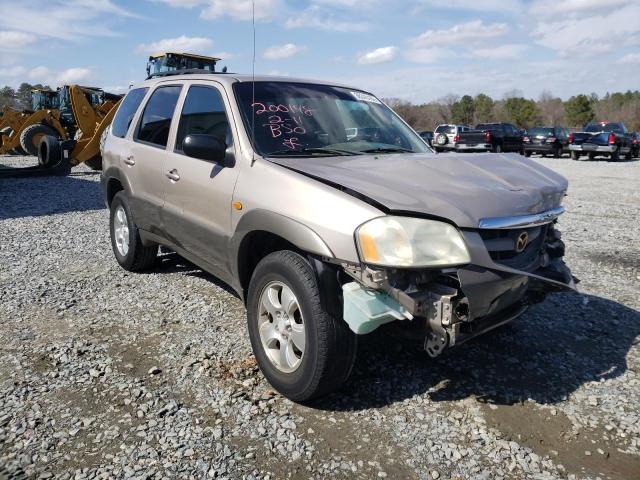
left=553, top=146, right=562, bottom=158
left=20, top=124, right=58, bottom=156
left=624, top=149, right=633, bottom=160
left=523, top=150, right=531, bottom=158
left=588, top=152, right=596, bottom=160
left=610, top=148, right=619, bottom=162
left=109, top=192, right=158, bottom=271
left=247, top=251, right=357, bottom=402
left=570, top=151, right=581, bottom=160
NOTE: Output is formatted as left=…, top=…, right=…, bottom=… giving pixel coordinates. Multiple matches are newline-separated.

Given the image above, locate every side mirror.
left=183, top=134, right=227, bottom=163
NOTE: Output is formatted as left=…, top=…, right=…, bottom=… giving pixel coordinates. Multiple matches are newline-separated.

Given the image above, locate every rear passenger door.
left=127, top=84, right=182, bottom=231
left=161, top=81, right=240, bottom=278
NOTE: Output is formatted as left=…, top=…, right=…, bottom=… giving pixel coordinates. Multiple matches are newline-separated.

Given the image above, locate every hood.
left=270, top=152, right=568, bottom=229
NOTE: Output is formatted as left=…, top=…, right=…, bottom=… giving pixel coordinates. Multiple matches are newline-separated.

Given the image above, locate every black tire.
left=9, top=146, right=28, bottom=155
left=588, top=152, right=596, bottom=160
left=493, top=144, right=502, bottom=153
left=610, top=148, right=619, bottom=162
left=570, top=150, right=581, bottom=161
left=109, top=191, right=158, bottom=271
left=523, top=150, right=531, bottom=157
left=553, top=146, right=562, bottom=158
left=84, top=155, right=103, bottom=170
left=247, top=251, right=357, bottom=402
left=37, top=135, right=62, bottom=167
left=0, top=126, right=12, bottom=137
left=633, top=147, right=640, bottom=159
left=19, top=124, right=58, bottom=156
left=624, top=149, right=633, bottom=161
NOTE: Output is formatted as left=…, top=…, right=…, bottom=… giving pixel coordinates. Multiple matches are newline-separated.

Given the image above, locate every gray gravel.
left=1, top=154, right=639, bottom=479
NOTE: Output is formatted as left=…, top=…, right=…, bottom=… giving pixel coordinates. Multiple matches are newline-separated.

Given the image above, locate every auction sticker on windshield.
left=351, top=91, right=381, bottom=104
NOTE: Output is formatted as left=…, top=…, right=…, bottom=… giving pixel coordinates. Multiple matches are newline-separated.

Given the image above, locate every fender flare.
left=229, top=209, right=335, bottom=289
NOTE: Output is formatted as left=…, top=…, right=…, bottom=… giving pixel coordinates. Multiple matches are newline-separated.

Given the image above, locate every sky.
left=0, top=0, right=639, bottom=103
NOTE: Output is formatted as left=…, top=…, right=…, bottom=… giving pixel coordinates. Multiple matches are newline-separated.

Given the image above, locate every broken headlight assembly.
left=355, top=216, right=471, bottom=268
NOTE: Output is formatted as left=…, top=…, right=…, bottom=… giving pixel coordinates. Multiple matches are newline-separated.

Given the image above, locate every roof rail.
left=146, top=68, right=231, bottom=80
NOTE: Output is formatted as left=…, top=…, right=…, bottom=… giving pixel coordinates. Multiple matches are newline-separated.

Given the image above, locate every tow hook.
left=420, top=287, right=458, bottom=358
left=425, top=328, right=448, bottom=357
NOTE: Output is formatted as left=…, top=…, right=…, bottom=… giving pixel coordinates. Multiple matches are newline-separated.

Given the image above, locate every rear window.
left=476, top=123, right=502, bottom=132
left=528, top=127, right=554, bottom=136
left=111, top=88, right=148, bottom=138
left=435, top=125, right=454, bottom=134
left=585, top=123, right=625, bottom=133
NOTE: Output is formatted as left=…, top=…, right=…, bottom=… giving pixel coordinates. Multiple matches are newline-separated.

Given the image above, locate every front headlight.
left=356, top=216, right=470, bottom=268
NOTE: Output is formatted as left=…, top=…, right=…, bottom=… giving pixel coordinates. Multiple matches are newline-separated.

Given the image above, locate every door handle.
left=166, top=169, right=180, bottom=182
left=123, top=155, right=135, bottom=166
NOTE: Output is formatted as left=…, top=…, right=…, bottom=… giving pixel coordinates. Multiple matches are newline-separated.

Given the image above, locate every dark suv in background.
left=522, top=126, right=570, bottom=158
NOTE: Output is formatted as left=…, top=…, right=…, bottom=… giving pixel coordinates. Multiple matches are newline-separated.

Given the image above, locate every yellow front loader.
left=0, top=106, right=30, bottom=150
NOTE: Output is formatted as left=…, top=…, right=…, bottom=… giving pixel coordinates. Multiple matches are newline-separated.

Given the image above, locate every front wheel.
left=570, top=150, right=581, bottom=160
left=109, top=192, right=158, bottom=271
left=247, top=251, right=357, bottom=402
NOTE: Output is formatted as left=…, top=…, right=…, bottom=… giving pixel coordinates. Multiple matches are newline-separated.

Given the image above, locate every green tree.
left=0, top=86, right=16, bottom=108
left=473, top=94, right=494, bottom=123
left=451, top=95, right=475, bottom=125
left=565, top=94, right=595, bottom=127
left=503, top=97, right=540, bottom=128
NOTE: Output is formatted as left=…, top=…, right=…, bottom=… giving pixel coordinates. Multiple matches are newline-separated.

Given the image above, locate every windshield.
left=234, top=81, right=429, bottom=157
left=584, top=123, right=625, bottom=133
left=528, top=127, right=554, bottom=136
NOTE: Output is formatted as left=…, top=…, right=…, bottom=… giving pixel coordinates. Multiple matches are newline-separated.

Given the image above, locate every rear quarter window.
left=111, top=88, right=148, bottom=138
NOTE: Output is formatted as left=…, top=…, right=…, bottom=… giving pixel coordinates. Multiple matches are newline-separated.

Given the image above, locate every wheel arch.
left=231, top=209, right=335, bottom=300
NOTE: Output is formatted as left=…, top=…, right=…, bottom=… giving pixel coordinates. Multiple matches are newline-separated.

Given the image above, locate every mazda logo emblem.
left=515, top=231, right=529, bottom=253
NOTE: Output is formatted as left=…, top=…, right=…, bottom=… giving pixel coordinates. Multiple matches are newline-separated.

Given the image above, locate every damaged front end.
left=339, top=215, right=576, bottom=357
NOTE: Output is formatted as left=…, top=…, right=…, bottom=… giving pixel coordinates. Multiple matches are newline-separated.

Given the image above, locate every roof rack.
left=147, top=68, right=231, bottom=79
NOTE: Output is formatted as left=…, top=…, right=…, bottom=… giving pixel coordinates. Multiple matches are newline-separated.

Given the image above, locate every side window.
left=111, top=88, right=148, bottom=138
left=175, top=85, right=230, bottom=152
left=136, top=85, right=182, bottom=148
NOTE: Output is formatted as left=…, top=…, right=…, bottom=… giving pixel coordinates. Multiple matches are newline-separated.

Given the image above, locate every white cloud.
left=0, top=65, right=27, bottom=77
left=285, top=6, right=370, bottom=32
left=157, top=0, right=281, bottom=20
left=263, top=43, right=306, bottom=60
left=410, top=20, right=509, bottom=48
left=28, top=66, right=50, bottom=80
left=56, top=67, right=93, bottom=84
left=617, top=53, right=640, bottom=64
left=470, top=44, right=527, bottom=60
left=358, top=46, right=397, bottom=65
left=0, top=31, right=38, bottom=50
left=416, top=0, right=523, bottom=12
left=529, top=0, right=631, bottom=17
left=135, top=36, right=214, bottom=54
left=530, top=2, right=640, bottom=56
left=0, top=1, right=135, bottom=40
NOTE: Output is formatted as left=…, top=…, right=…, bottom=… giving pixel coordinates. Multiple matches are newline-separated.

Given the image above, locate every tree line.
left=0, top=82, right=53, bottom=111
left=384, top=90, right=640, bottom=132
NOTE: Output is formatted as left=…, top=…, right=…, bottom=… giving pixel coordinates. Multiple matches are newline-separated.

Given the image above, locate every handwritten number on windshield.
left=252, top=102, right=314, bottom=150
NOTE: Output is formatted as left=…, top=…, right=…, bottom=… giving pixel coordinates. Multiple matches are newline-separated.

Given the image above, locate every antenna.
left=251, top=0, right=256, bottom=166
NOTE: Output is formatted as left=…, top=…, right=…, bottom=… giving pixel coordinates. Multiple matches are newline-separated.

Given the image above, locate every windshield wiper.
left=266, top=147, right=361, bottom=157
left=359, top=147, right=413, bottom=154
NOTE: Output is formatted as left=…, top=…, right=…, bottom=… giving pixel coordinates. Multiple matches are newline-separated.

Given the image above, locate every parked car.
left=568, top=122, right=633, bottom=161
left=522, top=126, right=570, bottom=158
left=418, top=130, right=433, bottom=147
left=432, top=124, right=471, bottom=152
left=457, top=122, right=523, bottom=153
left=101, top=73, right=574, bottom=401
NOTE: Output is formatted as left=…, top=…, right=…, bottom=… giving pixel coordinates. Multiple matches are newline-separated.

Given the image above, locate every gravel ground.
left=0, top=154, right=639, bottom=480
